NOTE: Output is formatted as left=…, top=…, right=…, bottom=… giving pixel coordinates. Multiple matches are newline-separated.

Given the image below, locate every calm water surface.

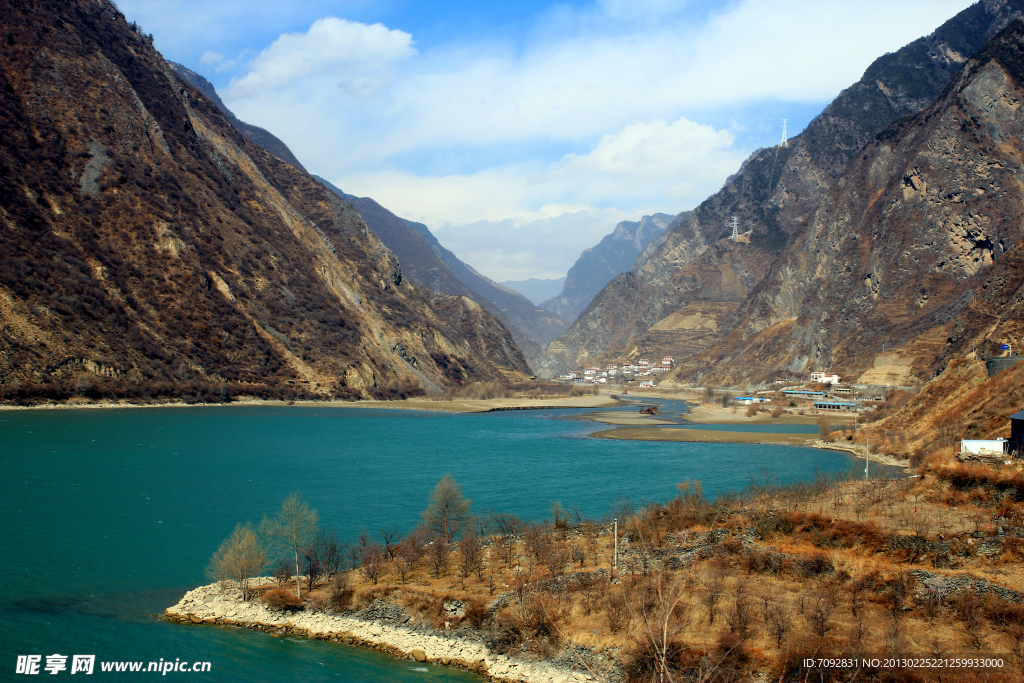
left=1, top=404, right=869, bottom=681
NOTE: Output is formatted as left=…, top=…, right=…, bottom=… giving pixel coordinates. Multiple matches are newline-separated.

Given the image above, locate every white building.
left=810, top=372, right=841, bottom=384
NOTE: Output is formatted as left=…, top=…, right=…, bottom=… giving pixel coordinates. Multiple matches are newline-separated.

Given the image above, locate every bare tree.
left=524, top=523, right=551, bottom=565
left=206, top=522, right=266, bottom=601
left=958, top=589, right=986, bottom=650
left=546, top=543, right=571, bottom=577
left=360, top=543, right=387, bottom=585
left=806, top=589, right=838, bottom=638
left=632, top=570, right=696, bottom=683
left=395, top=529, right=426, bottom=584
left=765, top=601, right=793, bottom=649
left=818, top=416, right=833, bottom=442
left=315, top=529, right=343, bottom=579
left=577, top=573, right=603, bottom=615
left=571, top=543, right=585, bottom=570
left=494, top=533, right=517, bottom=568
left=260, top=491, right=319, bottom=598
left=421, top=475, right=472, bottom=542
left=492, top=512, right=524, bottom=536
left=847, top=580, right=865, bottom=618
left=605, top=591, right=630, bottom=634
left=757, top=585, right=779, bottom=625
left=550, top=500, right=568, bottom=529
left=428, top=535, right=451, bottom=578
left=701, top=560, right=726, bottom=625
left=379, top=528, right=400, bottom=559
left=458, top=528, right=482, bottom=588
left=726, top=580, right=755, bottom=641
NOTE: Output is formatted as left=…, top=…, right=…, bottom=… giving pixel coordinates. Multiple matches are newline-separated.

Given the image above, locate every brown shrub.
left=262, top=587, right=304, bottom=611
left=462, top=599, right=489, bottom=629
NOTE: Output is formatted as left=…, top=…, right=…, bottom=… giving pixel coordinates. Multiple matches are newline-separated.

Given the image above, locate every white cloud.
left=217, top=0, right=974, bottom=279
left=326, top=114, right=743, bottom=279
left=442, top=209, right=640, bottom=282
left=200, top=51, right=237, bottom=72
left=227, top=17, right=416, bottom=99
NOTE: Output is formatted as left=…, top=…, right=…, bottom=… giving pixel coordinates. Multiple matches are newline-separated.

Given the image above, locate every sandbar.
left=589, top=425, right=817, bottom=445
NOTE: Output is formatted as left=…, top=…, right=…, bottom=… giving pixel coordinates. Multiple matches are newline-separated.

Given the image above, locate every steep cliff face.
left=536, top=0, right=1024, bottom=378
left=692, top=22, right=1024, bottom=386
left=541, top=213, right=673, bottom=324
left=0, top=0, right=529, bottom=401
left=314, top=181, right=568, bottom=360
left=167, top=62, right=308, bottom=174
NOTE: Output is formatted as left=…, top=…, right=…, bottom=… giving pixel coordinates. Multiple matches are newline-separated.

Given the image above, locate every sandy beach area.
left=681, top=403, right=837, bottom=425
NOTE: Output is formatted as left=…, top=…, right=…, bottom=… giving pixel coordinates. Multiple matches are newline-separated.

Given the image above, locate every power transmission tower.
left=433, top=276, right=441, bottom=295
left=780, top=118, right=788, bottom=147
left=731, top=216, right=739, bottom=240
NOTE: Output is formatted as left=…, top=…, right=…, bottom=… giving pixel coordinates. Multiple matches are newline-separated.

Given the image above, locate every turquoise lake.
left=0, top=403, right=873, bottom=681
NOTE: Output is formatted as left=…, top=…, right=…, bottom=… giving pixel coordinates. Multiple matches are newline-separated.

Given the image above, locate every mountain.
left=499, top=278, right=565, bottom=306
left=313, top=178, right=569, bottom=360
left=0, top=0, right=530, bottom=402
left=540, top=213, right=674, bottom=324
left=167, top=62, right=308, bottom=174
left=690, top=18, right=1024, bottom=387
left=535, top=0, right=1024, bottom=380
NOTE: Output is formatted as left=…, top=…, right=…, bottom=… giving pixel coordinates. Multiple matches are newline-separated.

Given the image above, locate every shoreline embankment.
left=0, top=394, right=620, bottom=414
left=164, top=580, right=605, bottom=683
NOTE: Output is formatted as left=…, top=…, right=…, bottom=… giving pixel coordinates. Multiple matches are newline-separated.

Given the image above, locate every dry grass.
left=858, top=358, right=1024, bottom=458
left=280, top=470, right=1024, bottom=682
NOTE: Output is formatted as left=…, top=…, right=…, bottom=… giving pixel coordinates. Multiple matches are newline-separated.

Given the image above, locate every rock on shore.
left=164, top=580, right=600, bottom=683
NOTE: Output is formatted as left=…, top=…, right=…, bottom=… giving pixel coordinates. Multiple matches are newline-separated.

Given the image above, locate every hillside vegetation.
left=0, top=0, right=530, bottom=404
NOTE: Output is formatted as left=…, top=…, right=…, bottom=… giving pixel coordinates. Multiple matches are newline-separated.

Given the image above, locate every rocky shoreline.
left=164, top=579, right=605, bottom=683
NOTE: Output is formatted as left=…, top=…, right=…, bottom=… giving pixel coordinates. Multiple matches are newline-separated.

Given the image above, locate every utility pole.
left=865, top=438, right=870, bottom=480
left=613, top=517, right=618, bottom=572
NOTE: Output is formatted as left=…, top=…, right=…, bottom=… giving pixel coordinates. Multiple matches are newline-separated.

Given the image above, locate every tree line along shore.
left=177, top=462, right=1024, bottom=682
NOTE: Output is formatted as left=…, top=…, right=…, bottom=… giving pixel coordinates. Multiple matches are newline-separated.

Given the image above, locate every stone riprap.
left=164, top=580, right=603, bottom=683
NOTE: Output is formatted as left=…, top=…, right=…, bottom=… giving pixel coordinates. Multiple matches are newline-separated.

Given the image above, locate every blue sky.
left=118, top=0, right=974, bottom=281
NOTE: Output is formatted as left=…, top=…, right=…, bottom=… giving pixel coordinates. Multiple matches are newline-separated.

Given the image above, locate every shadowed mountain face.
left=167, top=62, right=308, bottom=174
left=313, top=177, right=569, bottom=362
left=541, top=213, right=674, bottom=325
left=0, top=0, right=529, bottom=401
left=535, top=0, right=1024, bottom=381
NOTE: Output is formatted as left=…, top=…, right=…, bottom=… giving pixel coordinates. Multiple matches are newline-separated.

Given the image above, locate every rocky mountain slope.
left=0, top=0, right=530, bottom=402
left=541, top=213, right=673, bottom=324
left=692, top=20, right=1024, bottom=386
left=314, top=180, right=569, bottom=360
left=157, top=67, right=567, bottom=359
left=168, top=62, right=307, bottom=174
left=535, top=0, right=1024, bottom=380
